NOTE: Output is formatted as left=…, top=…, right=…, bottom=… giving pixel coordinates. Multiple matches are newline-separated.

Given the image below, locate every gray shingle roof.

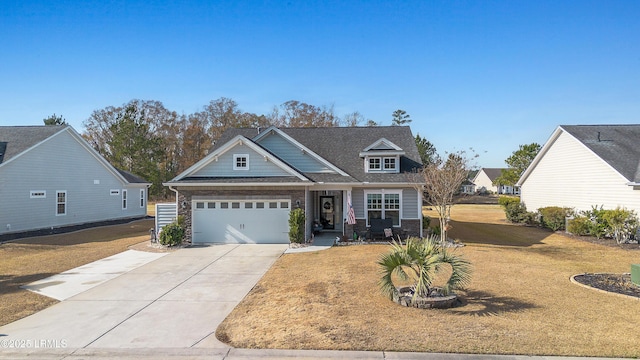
left=116, top=169, right=149, bottom=184
left=480, top=168, right=507, bottom=181
left=0, top=125, right=67, bottom=164
left=561, top=125, right=640, bottom=183
left=210, top=126, right=422, bottom=184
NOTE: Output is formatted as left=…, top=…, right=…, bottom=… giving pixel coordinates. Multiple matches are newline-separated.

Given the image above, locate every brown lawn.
left=0, top=218, right=154, bottom=326
left=217, top=204, right=640, bottom=357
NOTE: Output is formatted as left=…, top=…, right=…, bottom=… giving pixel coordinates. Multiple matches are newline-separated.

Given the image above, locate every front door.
left=319, top=196, right=335, bottom=229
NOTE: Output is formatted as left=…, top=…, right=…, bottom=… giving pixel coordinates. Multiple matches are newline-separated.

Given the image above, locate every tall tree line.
left=81, top=99, right=434, bottom=198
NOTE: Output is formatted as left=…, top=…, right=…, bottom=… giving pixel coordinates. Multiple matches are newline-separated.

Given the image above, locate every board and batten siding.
left=258, top=134, right=334, bottom=173
left=193, top=144, right=292, bottom=177
left=0, top=130, right=146, bottom=234
left=520, top=130, right=640, bottom=215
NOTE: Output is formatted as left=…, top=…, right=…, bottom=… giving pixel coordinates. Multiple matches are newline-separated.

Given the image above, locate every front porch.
left=307, top=189, right=421, bottom=243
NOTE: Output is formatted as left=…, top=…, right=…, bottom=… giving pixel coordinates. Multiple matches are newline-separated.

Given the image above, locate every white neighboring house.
left=472, top=168, right=519, bottom=195
left=517, top=124, right=640, bottom=215
left=0, top=125, right=149, bottom=238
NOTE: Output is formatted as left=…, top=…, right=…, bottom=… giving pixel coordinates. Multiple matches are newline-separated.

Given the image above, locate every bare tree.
left=268, top=100, right=339, bottom=127
left=341, top=111, right=365, bottom=127
left=412, top=150, right=477, bottom=243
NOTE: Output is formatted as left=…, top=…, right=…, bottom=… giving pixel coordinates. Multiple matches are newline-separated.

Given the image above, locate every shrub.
left=504, top=201, right=528, bottom=223
left=288, top=208, right=305, bottom=244
left=158, top=222, right=184, bottom=246
left=538, top=206, right=573, bottom=231
left=422, top=216, right=431, bottom=230
left=601, top=207, right=639, bottom=244
left=498, top=196, right=520, bottom=209
left=567, top=216, right=592, bottom=236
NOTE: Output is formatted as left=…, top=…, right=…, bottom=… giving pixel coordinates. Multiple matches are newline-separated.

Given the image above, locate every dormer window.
left=369, top=158, right=381, bottom=170
left=361, top=138, right=404, bottom=174
left=384, top=157, right=396, bottom=171
left=234, top=154, right=249, bottom=170
left=366, top=156, right=399, bottom=173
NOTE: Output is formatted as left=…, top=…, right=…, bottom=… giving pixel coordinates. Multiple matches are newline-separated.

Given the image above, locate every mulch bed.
left=573, top=273, right=640, bottom=298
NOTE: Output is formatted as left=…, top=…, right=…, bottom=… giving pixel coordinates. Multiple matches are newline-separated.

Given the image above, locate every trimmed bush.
left=567, top=216, right=592, bottom=236
left=158, top=222, right=184, bottom=246
left=498, top=196, right=520, bottom=209
left=288, top=208, right=305, bottom=244
left=601, top=207, right=638, bottom=244
left=538, top=206, right=572, bottom=231
left=504, top=201, right=528, bottom=223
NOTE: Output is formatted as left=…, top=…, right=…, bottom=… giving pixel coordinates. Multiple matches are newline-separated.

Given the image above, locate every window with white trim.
left=122, top=190, right=127, bottom=210
left=56, top=191, right=66, bottom=215
left=384, top=157, right=397, bottom=171
left=110, top=189, right=120, bottom=196
left=30, top=190, right=46, bottom=199
left=140, top=189, right=145, bottom=208
left=233, top=154, right=249, bottom=170
left=368, top=157, right=381, bottom=170
left=365, top=190, right=402, bottom=226
left=366, top=156, right=399, bottom=173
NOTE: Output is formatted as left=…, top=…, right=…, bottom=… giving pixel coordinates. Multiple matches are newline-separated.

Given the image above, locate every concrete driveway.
left=0, top=244, right=288, bottom=358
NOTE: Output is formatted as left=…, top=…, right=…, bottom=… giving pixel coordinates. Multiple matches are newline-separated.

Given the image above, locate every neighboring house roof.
left=116, top=168, right=149, bottom=184
left=0, top=125, right=66, bottom=164
left=171, top=126, right=422, bottom=185
left=518, top=124, right=640, bottom=186
left=478, top=168, right=507, bottom=182
left=0, top=125, right=149, bottom=185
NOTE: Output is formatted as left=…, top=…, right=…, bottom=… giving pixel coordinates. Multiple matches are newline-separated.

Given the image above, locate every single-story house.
left=472, top=168, right=519, bottom=195
left=517, top=124, right=640, bottom=215
left=164, top=126, right=424, bottom=244
left=0, top=125, right=149, bottom=238
left=460, top=170, right=479, bottom=194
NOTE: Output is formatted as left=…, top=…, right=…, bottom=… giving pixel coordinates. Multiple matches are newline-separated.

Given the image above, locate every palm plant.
left=378, top=236, right=472, bottom=302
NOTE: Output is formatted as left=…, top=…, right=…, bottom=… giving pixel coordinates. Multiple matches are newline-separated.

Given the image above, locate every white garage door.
left=192, top=199, right=291, bottom=244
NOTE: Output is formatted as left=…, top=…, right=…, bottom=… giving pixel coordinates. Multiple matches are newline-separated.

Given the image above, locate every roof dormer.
left=360, top=138, right=405, bottom=173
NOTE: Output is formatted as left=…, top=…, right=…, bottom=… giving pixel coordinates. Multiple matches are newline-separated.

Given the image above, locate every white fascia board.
left=363, top=138, right=403, bottom=152
left=515, top=126, right=563, bottom=187
left=163, top=181, right=310, bottom=187
left=172, top=135, right=309, bottom=181
left=359, top=150, right=405, bottom=157
left=517, top=125, right=631, bottom=187
left=253, top=127, right=350, bottom=177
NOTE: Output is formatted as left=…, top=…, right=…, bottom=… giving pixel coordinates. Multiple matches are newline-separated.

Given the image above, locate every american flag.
left=347, top=191, right=356, bottom=225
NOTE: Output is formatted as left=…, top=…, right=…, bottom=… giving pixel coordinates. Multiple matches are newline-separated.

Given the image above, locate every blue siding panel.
left=0, top=130, right=147, bottom=235
left=258, top=133, right=334, bottom=173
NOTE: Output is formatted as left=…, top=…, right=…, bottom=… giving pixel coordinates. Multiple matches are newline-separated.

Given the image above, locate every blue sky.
left=1, top=1, right=639, bottom=167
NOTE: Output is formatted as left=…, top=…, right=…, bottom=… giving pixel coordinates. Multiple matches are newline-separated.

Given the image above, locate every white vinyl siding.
left=520, top=131, right=640, bottom=215
left=473, top=170, right=498, bottom=193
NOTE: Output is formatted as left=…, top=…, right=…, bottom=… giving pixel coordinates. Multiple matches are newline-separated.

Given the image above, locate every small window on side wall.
left=56, top=191, right=66, bottom=216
